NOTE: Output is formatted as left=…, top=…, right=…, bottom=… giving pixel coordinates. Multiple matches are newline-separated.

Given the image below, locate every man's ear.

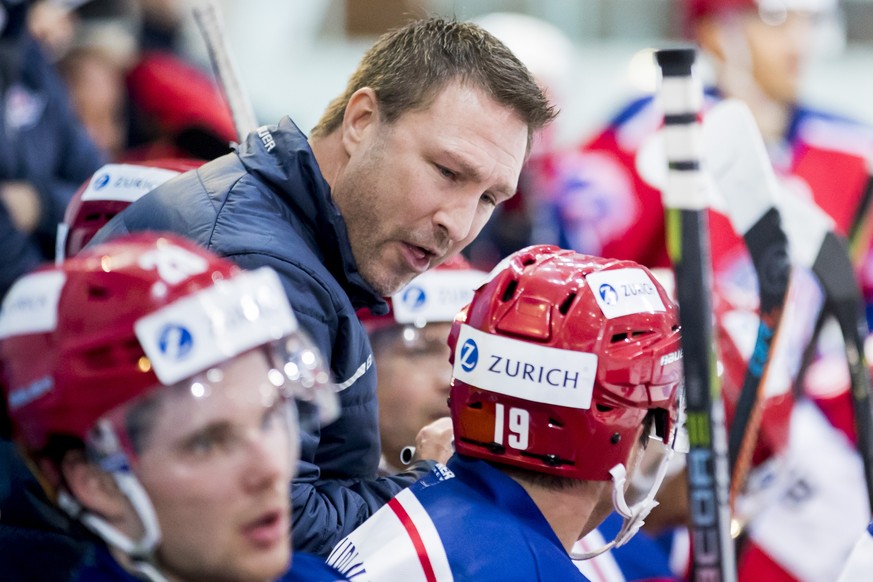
left=341, top=87, right=380, bottom=156
left=61, top=450, right=130, bottom=523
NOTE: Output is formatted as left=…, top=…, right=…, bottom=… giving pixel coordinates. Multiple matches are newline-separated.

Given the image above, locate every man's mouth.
left=401, top=242, right=437, bottom=273
left=241, top=509, right=288, bottom=548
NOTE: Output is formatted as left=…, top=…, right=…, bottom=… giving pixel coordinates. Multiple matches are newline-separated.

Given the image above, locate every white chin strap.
left=58, top=471, right=165, bottom=582
left=570, top=446, right=675, bottom=561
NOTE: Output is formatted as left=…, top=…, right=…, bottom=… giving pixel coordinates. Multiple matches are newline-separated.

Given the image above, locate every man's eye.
left=186, top=434, right=217, bottom=455
left=480, top=193, right=497, bottom=206
left=436, top=165, right=456, bottom=180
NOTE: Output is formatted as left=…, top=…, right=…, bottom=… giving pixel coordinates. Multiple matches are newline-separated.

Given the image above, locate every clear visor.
left=86, top=348, right=301, bottom=480
left=270, top=328, right=340, bottom=431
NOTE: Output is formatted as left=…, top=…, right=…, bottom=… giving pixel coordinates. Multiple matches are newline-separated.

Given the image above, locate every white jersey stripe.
left=328, top=489, right=453, bottom=581
left=389, top=490, right=454, bottom=582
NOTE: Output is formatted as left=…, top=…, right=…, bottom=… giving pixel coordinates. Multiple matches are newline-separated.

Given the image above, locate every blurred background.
left=183, top=0, right=873, bottom=147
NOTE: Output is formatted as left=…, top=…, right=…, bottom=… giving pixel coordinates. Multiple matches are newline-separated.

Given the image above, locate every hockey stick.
left=702, top=101, right=792, bottom=509
left=780, top=194, right=873, bottom=512
left=796, top=163, right=872, bottom=389
left=655, top=48, right=736, bottom=582
left=192, top=0, right=258, bottom=141
left=813, top=235, right=873, bottom=512
left=705, top=102, right=873, bottom=513
left=849, top=174, right=873, bottom=256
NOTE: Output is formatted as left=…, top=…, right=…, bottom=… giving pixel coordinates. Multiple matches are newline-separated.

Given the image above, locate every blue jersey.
left=327, top=456, right=590, bottom=582
left=573, top=512, right=679, bottom=581
left=69, top=543, right=347, bottom=581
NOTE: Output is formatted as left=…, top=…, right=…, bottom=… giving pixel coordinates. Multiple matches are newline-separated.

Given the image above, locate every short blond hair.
left=310, top=17, right=556, bottom=148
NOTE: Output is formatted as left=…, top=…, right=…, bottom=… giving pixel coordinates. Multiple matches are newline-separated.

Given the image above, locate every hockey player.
left=0, top=233, right=344, bottom=581
left=357, top=255, right=486, bottom=474
left=0, top=158, right=204, bottom=577
left=533, top=1, right=872, bottom=578
left=542, top=0, right=872, bottom=268
left=326, top=245, right=685, bottom=581
left=88, top=16, right=556, bottom=556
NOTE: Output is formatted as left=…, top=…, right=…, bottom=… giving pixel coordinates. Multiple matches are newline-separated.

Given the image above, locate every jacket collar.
left=236, top=116, right=388, bottom=313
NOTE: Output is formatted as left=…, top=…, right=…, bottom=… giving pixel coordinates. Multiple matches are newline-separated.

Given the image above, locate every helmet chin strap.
left=570, top=446, right=675, bottom=561
left=59, top=471, right=165, bottom=582
left=59, top=418, right=166, bottom=582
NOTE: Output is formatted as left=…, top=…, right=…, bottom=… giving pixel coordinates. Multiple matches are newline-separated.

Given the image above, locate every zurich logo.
left=93, top=173, right=111, bottom=190
left=599, top=283, right=618, bottom=305
left=157, top=324, right=193, bottom=360
left=400, top=285, right=427, bottom=310
left=459, top=338, right=479, bottom=372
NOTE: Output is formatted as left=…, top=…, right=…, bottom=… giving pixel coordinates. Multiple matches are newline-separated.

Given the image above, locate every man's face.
left=742, top=10, right=816, bottom=105
left=705, top=8, right=818, bottom=106
left=373, top=322, right=452, bottom=466
left=333, top=81, right=529, bottom=296
left=134, top=350, right=296, bottom=582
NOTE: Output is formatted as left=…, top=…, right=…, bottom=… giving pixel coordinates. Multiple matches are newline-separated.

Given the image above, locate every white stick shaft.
left=193, top=0, right=258, bottom=142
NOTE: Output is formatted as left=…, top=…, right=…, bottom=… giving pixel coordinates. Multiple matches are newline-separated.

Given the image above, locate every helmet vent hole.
left=88, top=286, right=109, bottom=300
left=548, top=417, right=564, bottom=428
left=468, top=401, right=483, bottom=409
left=610, top=332, right=628, bottom=343
left=501, top=279, right=519, bottom=303
left=596, top=403, right=614, bottom=413
left=521, top=257, right=536, bottom=267
left=84, top=346, right=113, bottom=369
left=557, top=292, right=576, bottom=316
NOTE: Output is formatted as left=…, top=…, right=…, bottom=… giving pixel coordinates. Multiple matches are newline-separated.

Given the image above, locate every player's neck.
left=747, top=98, right=791, bottom=146
left=516, top=479, right=604, bottom=552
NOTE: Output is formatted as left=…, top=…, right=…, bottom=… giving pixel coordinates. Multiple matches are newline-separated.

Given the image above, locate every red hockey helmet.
left=1, top=233, right=335, bottom=489
left=358, top=255, right=487, bottom=333
left=448, top=245, right=684, bottom=482
left=58, top=159, right=203, bottom=261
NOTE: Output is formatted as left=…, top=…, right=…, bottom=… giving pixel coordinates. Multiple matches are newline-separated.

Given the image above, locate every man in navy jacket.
left=91, top=17, right=555, bottom=555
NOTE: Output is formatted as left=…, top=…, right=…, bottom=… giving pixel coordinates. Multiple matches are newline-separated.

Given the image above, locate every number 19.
left=494, top=403, right=530, bottom=450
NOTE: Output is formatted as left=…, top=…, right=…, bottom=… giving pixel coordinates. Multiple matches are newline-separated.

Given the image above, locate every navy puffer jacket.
left=91, top=117, right=435, bottom=555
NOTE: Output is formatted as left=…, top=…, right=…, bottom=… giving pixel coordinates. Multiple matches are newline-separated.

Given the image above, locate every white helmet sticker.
left=135, top=268, right=298, bottom=385
left=453, top=324, right=597, bottom=409
left=586, top=268, right=666, bottom=319
left=0, top=271, right=66, bottom=339
left=82, top=164, right=180, bottom=203
left=391, top=269, right=486, bottom=325
left=138, top=244, right=209, bottom=285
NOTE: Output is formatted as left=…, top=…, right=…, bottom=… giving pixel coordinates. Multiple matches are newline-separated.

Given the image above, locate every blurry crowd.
left=0, top=0, right=235, bottom=299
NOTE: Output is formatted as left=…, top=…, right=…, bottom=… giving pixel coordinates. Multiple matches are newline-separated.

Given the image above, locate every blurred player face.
left=133, top=350, right=296, bottom=582
left=372, top=322, right=452, bottom=466
left=63, top=53, right=127, bottom=159
left=333, top=81, right=528, bottom=296
left=742, top=10, right=817, bottom=105
left=701, top=8, right=817, bottom=106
